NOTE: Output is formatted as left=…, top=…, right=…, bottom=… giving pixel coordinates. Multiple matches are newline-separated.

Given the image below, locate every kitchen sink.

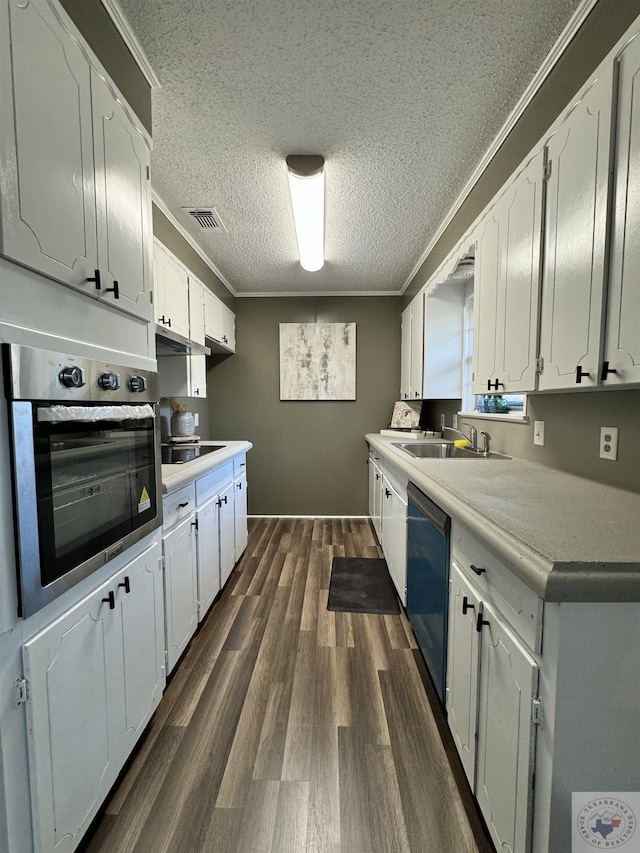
left=392, top=442, right=511, bottom=460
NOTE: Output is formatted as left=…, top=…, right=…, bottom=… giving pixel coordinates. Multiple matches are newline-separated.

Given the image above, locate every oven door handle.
left=36, top=404, right=155, bottom=423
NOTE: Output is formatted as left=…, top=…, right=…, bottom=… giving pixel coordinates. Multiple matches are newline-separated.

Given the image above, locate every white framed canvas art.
left=279, top=323, right=356, bottom=400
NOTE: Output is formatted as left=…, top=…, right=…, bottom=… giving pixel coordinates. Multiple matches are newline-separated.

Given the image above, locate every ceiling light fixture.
left=286, top=154, right=325, bottom=272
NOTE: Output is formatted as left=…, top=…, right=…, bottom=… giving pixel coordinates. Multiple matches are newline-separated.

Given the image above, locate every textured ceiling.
left=117, top=0, right=583, bottom=295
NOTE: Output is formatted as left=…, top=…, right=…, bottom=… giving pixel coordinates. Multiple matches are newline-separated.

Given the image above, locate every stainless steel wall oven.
left=3, top=343, right=162, bottom=617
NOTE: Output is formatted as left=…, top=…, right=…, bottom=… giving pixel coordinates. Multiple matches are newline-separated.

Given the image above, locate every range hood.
left=155, top=325, right=211, bottom=356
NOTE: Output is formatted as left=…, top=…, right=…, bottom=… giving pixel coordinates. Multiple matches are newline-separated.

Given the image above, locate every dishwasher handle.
left=407, top=482, right=451, bottom=537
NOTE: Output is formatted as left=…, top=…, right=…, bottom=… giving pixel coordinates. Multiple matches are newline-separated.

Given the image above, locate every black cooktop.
left=161, top=444, right=225, bottom=464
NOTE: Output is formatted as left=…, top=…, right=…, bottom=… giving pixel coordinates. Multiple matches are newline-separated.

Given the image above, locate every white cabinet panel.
left=92, top=68, right=152, bottom=320
left=400, top=297, right=423, bottom=400
left=154, top=241, right=190, bottom=338
left=475, top=605, right=538, bottom=853
left=604, top=34, right=640, bottom=386
left=188, top=277, right=206, bottom=346
left=381, top=474, right=407, bottom=606
left=204, top=288, right=225, bottom=342
left=0, top=0, right=152, bottom=321
left=163, top=513, right=198, bottom=673
left=234, top=472, right=248, bottom=561
left=218, top=481, right=236, bottom=587
left=222, top=305, right=236, bottom=352
left=196, top=496, right=221, bottom=619
left=423, top=282, right=464, bottom=399
left=0, top=0, right=96, bottom=288
left=368, top=454, right=383, bottom=543
left=473, top=150, right=544, bottom=395
left=538, top=68, right=614, bottom=391
left=446, top=563, right=481, bottom=785
left=22, top=542, right=164, bottom=853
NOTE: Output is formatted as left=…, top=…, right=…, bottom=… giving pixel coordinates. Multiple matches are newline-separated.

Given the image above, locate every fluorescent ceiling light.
left=286, top=155, right=324, bottom=272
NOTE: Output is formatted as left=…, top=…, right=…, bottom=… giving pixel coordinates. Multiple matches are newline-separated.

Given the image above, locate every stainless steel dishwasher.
left=406, top=482, right=451, bottom=704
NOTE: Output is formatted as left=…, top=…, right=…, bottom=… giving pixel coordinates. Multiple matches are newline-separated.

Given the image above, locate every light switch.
left=533, top=421, right=545, bottom=446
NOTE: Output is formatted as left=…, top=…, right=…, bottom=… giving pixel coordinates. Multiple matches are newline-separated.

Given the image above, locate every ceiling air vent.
left=182, top=207, right=227, bottom=232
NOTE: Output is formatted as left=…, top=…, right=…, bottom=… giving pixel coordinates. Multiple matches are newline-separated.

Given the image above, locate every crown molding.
left=100, top=0, right=161, bottom=89
left=235, top=289, right=401, bottom=298
left=152, top=191, right=237, bottom=295
left=402, top=0, right=599, bottom=293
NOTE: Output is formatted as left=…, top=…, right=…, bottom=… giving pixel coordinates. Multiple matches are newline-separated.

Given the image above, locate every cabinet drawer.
left=233, top=454, right=247, bottom=479
left=452, top=523, right=543, bottom=653
left=163, top=484, right=196, bottom=531
left=195, top=461, right=233, bottom=505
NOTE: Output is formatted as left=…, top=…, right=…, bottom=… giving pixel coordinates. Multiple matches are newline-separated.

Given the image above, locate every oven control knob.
left=98, top=371, right=120, bottom=390
left=59, top=365, right=85, bottom=388
left=128, top=375, right=147, bottom=393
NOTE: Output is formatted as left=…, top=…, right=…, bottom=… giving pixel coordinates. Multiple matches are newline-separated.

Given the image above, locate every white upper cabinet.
left=473, top=150, right=545, bottom=395
left=400, top=294, right=423, bottom=400
left=204, top=288, right=235, bottom=352
left=188, top=277, right=206, bottom=346
left=604, top=33, right=640, bottom=386
left=0, top=0, right=152, bottom=322
left=538, top=65, right=615, bottom=391
left=153, top=241, right=190, bottom=338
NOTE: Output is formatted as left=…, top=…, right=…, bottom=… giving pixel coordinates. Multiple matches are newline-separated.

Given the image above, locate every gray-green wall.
left=206, top=297, right=401, bottom=515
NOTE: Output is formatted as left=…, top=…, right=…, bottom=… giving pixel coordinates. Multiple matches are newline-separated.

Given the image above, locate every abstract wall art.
left=279, top=323, right=356, bottom=400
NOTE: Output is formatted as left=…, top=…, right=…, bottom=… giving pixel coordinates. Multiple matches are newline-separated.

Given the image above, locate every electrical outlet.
left=194, top=413, right=199, bottom=428
left=533, top=421, right=545, bottom=446
left=452, top=413, right=458, bottom=430
left=440, top=414, right=446, bottom=431
left=599, top=426, right=618, bottom=461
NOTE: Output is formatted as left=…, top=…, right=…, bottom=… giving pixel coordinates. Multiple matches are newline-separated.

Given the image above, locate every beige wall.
left=206, top=297, right=401, bottom=515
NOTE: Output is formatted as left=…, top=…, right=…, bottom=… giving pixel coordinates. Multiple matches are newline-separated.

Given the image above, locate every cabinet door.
left=400, top=305, right=412, bottom=400
left=23, top=580, right=122, bottom=853
left=154, top=242, right=190, bottom=337
left=222, top=305, right=236, bottom=351
left=496, top=151, right=544, bottom=392
left=219, top=481, right=236, bottom=587
left=604, top=36, right=640, bottom=386
left=204, top=289, right=225, bottom=342
left=163, top=514, right=198, bottom=673
left=189, top=353, right=207, bottom=398
left=188, top=277, right=206, bottom=346
left=475, top=605, right=538, bottom=853
left=368, top=457, right=383, bottom=543
left=0, top=0, right=97, bottom=290
left=446, top=564, right=481, bottom=786
left=234, top=473, right=248, bottom=561
left=473, top=207, right=501, bottom=394
left=423, top=282, right=464, bottom=399
left=538, top=68, right=614, bottom=391
left=409, top=293, right=424, bottom=399
left=118, top=543, right=165, bottom=754
left=196, top=496, right=221, bottom=620
left=381, top=476, right=407, bottom=606
left=91, top=68, right=152, bottom=321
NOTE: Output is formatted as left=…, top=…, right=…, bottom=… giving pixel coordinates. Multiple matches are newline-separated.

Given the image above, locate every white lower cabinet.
left=195, top=494, right=221, bottom=620
left=447, top=549, right=539, bottom=853
left=162, top=485, right=198, bottom=673
left=218, top=480, right=236, bottom=587
left=380, top=470, right=408, bottom=606
left=234, top=471, right=248, bottom=561
left=368, top=452, right=383, bottom=543
left=22, top=540, right=164, bottom=853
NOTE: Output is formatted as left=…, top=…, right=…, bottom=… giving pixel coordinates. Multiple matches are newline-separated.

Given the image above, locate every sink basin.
left=392, top=442, right=511, bottom=460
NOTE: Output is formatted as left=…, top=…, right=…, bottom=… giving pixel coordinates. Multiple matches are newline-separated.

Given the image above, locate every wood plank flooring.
left=81, top=518, right=495, bottom=853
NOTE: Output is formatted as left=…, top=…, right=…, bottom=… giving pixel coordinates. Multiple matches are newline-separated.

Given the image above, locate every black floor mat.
left=327, top=557, right=400, bottom=614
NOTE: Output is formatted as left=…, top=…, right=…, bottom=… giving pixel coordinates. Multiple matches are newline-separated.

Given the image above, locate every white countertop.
left=366, top=433, right=640, bottom=602
left=161, top=440, right=253, bottom=494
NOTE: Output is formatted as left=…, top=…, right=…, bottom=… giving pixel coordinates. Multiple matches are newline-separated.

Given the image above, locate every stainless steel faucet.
left=442, top=425, right=477, bottom=450
left=480, top=431, right=491, bottom=455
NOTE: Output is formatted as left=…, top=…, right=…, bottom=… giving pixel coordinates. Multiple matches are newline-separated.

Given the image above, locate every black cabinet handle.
left=159, top=315, right=167, bottom=325
left=102, top=590, right=115, bottom=610
left=487, top=379, right=504, bottom=391
left=237, top=482, right=242, bottom=490
left=178, top=501, right=189, bottom=508
left=470, top=564, right=486, bottom=576
left=105, top=280, right=120, bottom=299
left=87, top=269, right=101, bottom=290
left=462, top=596, right=475, bottom=615
left=191, top=519, right=198, bottom=530
left=600, top=361, right=618, bottom=381
left=476, top=611, right=490, bottom=633
left=576, top=365, right=590, bottom=384
left=118, top=576, right=130, bottom=594
left=385, top=488, right=392, bottom=498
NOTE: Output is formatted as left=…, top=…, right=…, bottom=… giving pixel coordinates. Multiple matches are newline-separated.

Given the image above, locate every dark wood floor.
left=82, top=517, right=495, bottom=853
